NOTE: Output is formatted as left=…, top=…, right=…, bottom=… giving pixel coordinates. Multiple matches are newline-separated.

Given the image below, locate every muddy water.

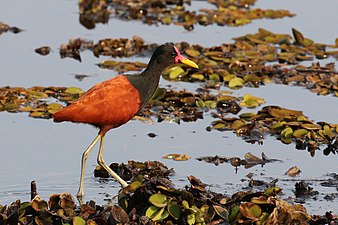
left=0, top=0, right=337, bottom=214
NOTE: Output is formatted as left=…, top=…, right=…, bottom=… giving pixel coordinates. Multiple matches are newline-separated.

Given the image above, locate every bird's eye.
left=171, top=52, right=176, bottom=57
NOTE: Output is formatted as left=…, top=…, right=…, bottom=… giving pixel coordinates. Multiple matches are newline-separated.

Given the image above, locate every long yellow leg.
left=76, top=134, right=101, bottom=201
left=97, top=135, right=128, bottom=187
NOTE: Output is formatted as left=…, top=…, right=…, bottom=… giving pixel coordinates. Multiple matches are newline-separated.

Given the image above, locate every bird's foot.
left=76, top=191, right=84, bottom=205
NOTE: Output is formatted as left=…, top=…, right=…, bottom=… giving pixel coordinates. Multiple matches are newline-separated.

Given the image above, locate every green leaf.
left=149, top=193, right=168, bottom=207
left=209, top=73, right=220, bottom=81
left=281, top=127, right=293, bottom=138
left=73, top=216, right=85, bottom=225
left=169, top=66, right=185, bottom=79
left=239, top=202, right=262, bottom=220
left=123, top=181, right=142, bottom=194
left=146, top=205, right=161, bottom=219
left=152, top=207, right=169, bottom=222
left=65, top=87, right=84, bottom=95
left=293, top=129, right=308, bottom=138
left=204, top=100, right=217, bottom=109
left=187, top=213, right=195, bottom=225
left=162, top=153, right=191, bottom=161
left=323, top=125, right=335, bottom=139
left=167, top=200, right=180, bottom=220
left=161, top=14, right=172, bottom=25
left=150, top=88, right=166, bottom=101
left=264, top=187, right=282, bottom=196
left=47, top=103, right=63, bottom=114
left=182, top=200, right=190, bottom=209
left=213, top=205, right=229, bottom=221
left=229, top=206, right=240, bottom=222
left=191, top=73, right=205, bottom=80
left=195, top=99, right=205, bottom=108
left=185, top=49, right=201, bottom=57
left=223, top=74, right=236, bottom=82
left=281, top=136, right=293, bottom=144
left=240, top=94, right=265, bottom=108
left=228, top=77, right=244, bottom=89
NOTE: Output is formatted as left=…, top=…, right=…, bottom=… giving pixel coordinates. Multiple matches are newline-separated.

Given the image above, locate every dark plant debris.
left=73, top=73, right=92, bottom=81
left=78, top=0, right=295, bottom=31
left=34, top=46, right=52, bottom=56
left=97, top=60, right=147, bottom=72
left=59, top=36, right=157, bottom=61
left=147, top=132, right=157, bottom=138
left=1, top=161, right=336, bottom=225
left=59, top=38, right=94, bottom=62
left=0, top=21, right=22, bottom=35
left=294, top=181, right=319, bottom=199
left=79, top=0, right=110, bottom=29
left=197, top=152, right=282, bottom=171
left=94, top=160, right=174, bottom=181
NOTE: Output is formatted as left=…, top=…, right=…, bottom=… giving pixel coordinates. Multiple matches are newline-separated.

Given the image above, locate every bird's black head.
left=148, top=43, right=198, bottom=70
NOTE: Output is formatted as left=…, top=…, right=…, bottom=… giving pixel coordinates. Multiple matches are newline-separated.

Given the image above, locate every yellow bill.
left=180, top=58, right=199, bottom=69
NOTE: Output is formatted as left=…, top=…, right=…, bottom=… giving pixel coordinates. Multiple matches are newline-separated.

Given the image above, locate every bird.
left=53, top=43, right=198, bottom=202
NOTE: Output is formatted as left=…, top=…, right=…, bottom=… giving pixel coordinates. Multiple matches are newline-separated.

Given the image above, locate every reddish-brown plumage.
left=53, top=75, right=141, bottom=135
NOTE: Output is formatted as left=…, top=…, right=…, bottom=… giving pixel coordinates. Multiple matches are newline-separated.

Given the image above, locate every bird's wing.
left=53, top=75, right=142, bottom=128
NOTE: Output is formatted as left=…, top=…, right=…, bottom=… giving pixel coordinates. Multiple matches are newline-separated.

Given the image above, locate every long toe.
left=76, top=191, right=84, bottom=205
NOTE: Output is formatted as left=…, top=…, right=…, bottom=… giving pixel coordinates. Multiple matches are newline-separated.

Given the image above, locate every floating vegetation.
left=163, top=153, right=192, bottom=161
left=1, top=161, right=336, bottom=225
left=294, top=181, right=319, bottom=199
left=0, top=21, right=22, bottom=35
left=285, top=166, right=302, bottom=177
left=209, top=105, right=338, bottom=156
left=78, top=0, right=110, bottom=29
left=59, top=38, right=94, bottom=62
left=197, top=152, right=282, bottom=170
left=79, top=0, right=295, bottom=31
left=59, top=36, right=157, bottom=61
left=97, top=60, right=147, bottom=72
left=61, top=29, right=338, bottom=97
left=92, top=36, right=157, bottom=58
left=94, top=160, right=174, bottom=181
left=0, top=86, right=83, bottom=119
left=1, top=84, right=337, bottom=156
left=34, top=46, right=51, bottom=56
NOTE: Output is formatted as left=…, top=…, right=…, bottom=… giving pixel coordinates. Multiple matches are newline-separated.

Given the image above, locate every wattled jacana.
left=53, top=43, right=198, bottom=201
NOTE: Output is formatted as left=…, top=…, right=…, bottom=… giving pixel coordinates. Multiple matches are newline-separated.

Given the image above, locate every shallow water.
left=0, top=0, right=337, bottom=214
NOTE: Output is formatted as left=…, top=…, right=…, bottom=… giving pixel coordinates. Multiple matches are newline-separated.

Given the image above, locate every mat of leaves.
left=78, top=0, right=295, bottom=30
left=1, top=81, right=337, bottom=156
left=1, top=161, right=336, bottom=225
left=54, top=28, right=337, bottom=97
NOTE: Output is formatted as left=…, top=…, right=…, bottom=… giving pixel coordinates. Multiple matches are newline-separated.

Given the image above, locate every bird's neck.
left=125, top=64, right=164, bottom=109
